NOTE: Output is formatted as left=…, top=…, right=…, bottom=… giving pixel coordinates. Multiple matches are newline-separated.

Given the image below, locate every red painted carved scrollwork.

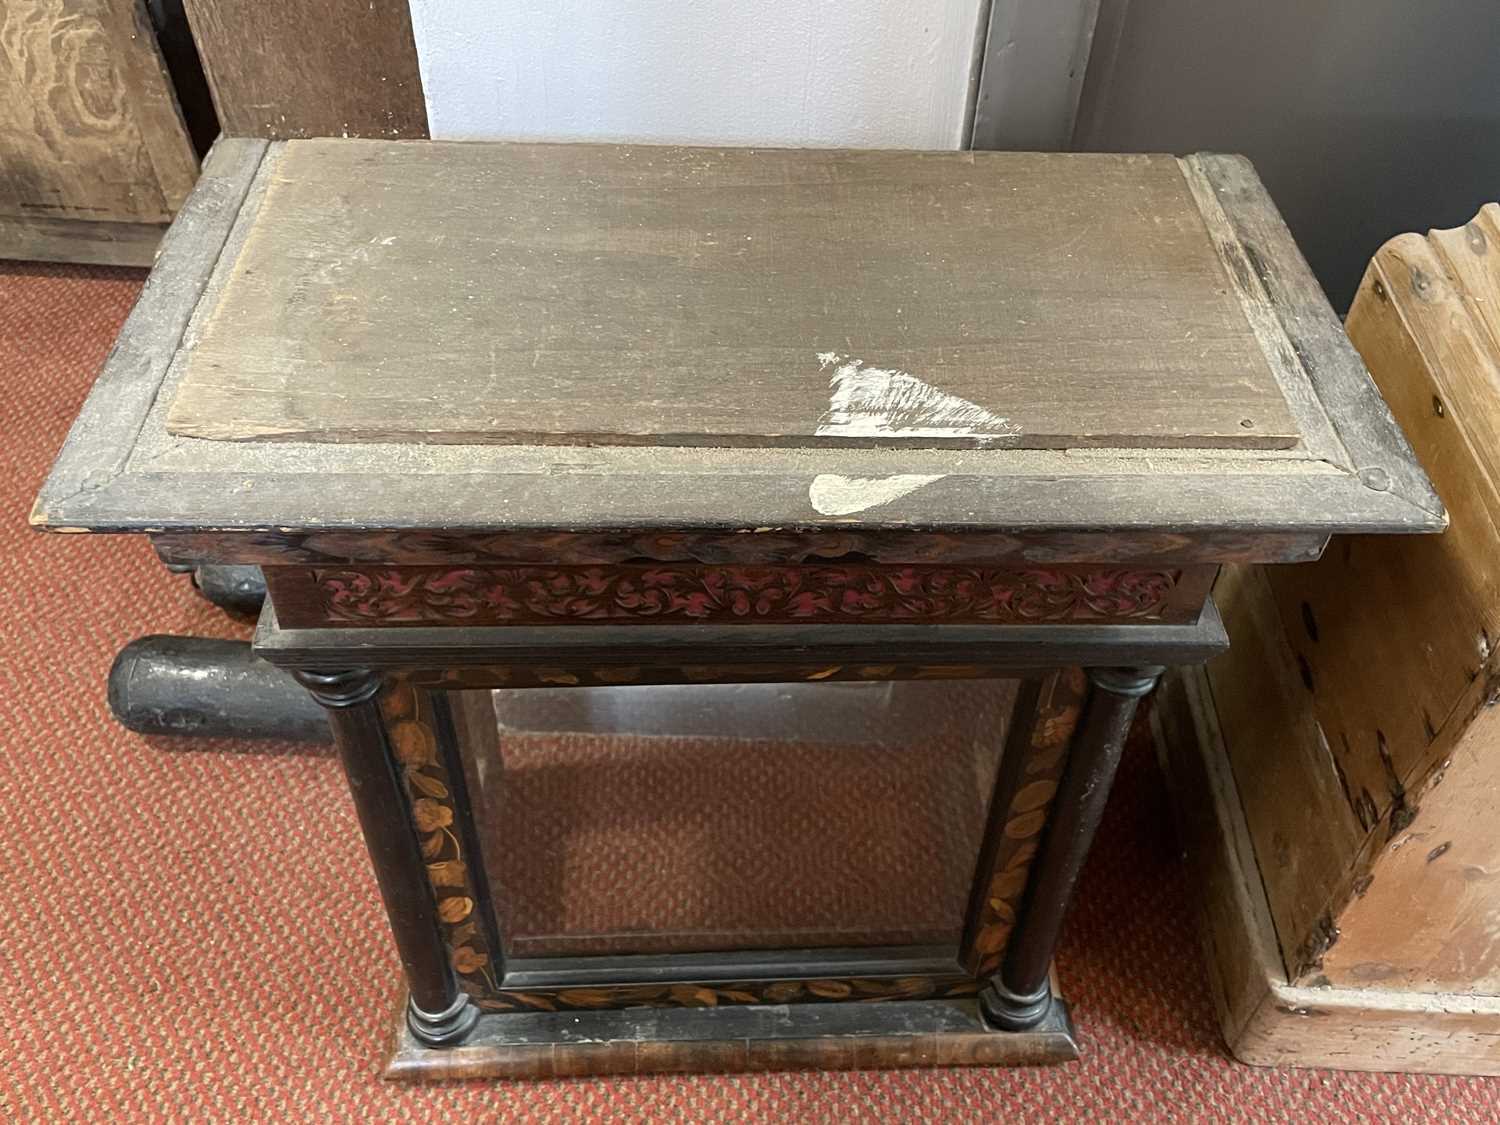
left=311, top=564, right=1183, bottom=627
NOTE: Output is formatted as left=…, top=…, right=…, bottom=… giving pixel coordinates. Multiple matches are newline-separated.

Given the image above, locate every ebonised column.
left=295, top=668, right=479, bottom=1047
left=980, top=665, right=1164, bottom=1030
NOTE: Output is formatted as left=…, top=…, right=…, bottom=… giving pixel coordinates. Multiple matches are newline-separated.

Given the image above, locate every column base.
left=407, top=991, right=481, bottom=1048
left=979, top=979, right=1054, bottom=1031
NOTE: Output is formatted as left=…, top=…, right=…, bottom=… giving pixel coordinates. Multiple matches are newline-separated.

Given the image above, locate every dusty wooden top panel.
left=166, top=140, right=1297, bottom=450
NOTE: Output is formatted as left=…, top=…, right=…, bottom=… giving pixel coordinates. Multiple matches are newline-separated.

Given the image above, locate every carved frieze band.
left=279, top=563, right=1193, bottom=628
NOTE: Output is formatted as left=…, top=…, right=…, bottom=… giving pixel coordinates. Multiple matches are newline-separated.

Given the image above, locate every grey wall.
left=1072, top=0, right=1500, bottom=310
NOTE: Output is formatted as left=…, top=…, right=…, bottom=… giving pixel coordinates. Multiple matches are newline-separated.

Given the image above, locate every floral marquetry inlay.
left=303, top=564, right=1187, bottom=628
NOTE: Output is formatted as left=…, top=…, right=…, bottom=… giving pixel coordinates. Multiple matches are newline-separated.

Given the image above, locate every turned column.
left=981, top=665, right=1164, bottom=1030
left=295, top=668, right=479, bottom=1047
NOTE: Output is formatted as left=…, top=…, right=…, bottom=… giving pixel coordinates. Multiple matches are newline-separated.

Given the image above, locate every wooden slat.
left=1204, top=565, right=1364, bottom=975
left=182, top=0, right=427, bottom=140
left=0, top=215, right=162, bottom=267
left=165, top=141, right=1298, bottom=452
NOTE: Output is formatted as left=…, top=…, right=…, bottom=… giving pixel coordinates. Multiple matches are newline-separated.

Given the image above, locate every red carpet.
left=3, top=261, right=1496, bottom=1120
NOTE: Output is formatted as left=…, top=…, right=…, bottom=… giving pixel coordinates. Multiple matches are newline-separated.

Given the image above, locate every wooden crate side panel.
left=1320, top=687, right=1500, bottom=995
left=1155, top=666, right=1500, bottom=1074
left=1265, top=239, right=1500, bottom=834
left=1205, top=565, right=1364, bottom=974
left=0, top=0, right=195, bottom=224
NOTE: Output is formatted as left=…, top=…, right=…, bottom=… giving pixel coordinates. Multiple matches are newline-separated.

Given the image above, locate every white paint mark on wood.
left=815, top=353, right=1021, bottom=443
left=808, top=473, right=945, bottom=516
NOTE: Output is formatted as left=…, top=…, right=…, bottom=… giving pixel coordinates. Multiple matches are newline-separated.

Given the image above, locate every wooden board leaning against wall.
left=1155, top=204, right=1500, bottom=1073
left=0, top=0, right=199, bottom=265
left=181, top=0, right=427, bottom=139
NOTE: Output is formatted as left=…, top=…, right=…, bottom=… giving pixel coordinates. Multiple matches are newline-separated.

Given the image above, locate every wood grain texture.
left=1153, top=665, right=1500, bottom=1075
left=1204, top=565, right=1362, bottom=979
left=0, top=214, right=161, bottom=265
left=0, top=0, right=196, bottom=228
left=165, top=141, right=1297, bottom=451
left=33, top=144, right=1442, bottom=543
left=31, top=137, right=265, bottom=513
left=1191, top=154, right=1442, bottom=522
left=1269, top=206, right=1500, bottom=994
left=182, top=0, right=426, bottom=139
left=1162, top=203, right=1500, bottom=1026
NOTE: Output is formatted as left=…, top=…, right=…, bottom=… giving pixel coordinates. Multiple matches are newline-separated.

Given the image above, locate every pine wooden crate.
left=1154, top=205, right=1500, bottom=1074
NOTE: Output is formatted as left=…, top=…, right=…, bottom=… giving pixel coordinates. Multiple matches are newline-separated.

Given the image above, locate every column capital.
left=1088, top=666, right=1164, bottom=698
left=293, top=667, right=382, bottom=709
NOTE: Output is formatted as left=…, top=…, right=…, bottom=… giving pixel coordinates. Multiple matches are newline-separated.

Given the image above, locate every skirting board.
left=1151, top=666, right=1500, bottom=1075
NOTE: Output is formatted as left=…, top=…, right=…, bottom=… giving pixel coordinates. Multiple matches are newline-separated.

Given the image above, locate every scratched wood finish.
left=165, top=140, right=1298, bottom=451
left=0, top=0, right=197, bottom=256
left=182, top=0, right=427, bottom=139
left=33, top=145, right=1442, bottom=543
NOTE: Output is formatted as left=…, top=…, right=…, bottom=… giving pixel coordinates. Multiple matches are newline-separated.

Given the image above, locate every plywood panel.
left=182, top=0, right=426, bottom=139
left=166, top=141, right=1298, bottom=451
left=0, top=0, right=196, bottom=225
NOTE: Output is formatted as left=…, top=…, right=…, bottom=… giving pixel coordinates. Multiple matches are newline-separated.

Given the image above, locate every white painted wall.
left=407, top=0, right=986, bottom=149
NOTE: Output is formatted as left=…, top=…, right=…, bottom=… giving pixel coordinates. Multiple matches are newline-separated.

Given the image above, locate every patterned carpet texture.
left=2, top=261, right=1496, bottom=1120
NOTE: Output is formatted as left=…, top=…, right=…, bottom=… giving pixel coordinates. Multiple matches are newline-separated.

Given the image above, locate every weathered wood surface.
left=0, top=214, right=162, bottom=266
left=1261, top=205, right=1500, bottom=995
left=1205, top=565, right=1362, bottom=975
left=32, top=149, right=1442, bottom=543
left=181, top=0, right=426, bottom=140
left=31, top=137, right=265, bottom=513
left=165, top=141, right=1298, bottom=451
left=1153, top=666, right=1500, bottom=1075
left=1148, top=205, right=1500, bottom=1070
left=0, top=0, right=197, bottom=259
left=1323, top=693, right=1500, bottom=995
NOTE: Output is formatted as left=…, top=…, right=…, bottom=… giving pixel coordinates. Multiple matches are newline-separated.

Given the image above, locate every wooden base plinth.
left=384, top=996, right=1079, bottom=1081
